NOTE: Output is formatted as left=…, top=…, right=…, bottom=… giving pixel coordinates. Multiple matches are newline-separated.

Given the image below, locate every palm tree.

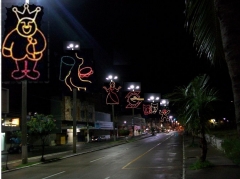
left=164, top=74, right=219, bottom=162
left=185, top=0, right=240, bottom=138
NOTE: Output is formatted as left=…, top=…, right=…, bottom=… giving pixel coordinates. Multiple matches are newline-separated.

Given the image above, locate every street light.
left=103, top=74, right=121, bottom=141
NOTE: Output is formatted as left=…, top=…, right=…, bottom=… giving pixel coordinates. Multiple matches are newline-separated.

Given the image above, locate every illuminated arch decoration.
left=103, top=81, right=121, bottom=105
left=125, top=91, right=143, bottom=108
left=59, top=53, right=94, bottom=91
left=1, top=3, right=47, bottom=80
left=159, top=108, right=170, bottom=122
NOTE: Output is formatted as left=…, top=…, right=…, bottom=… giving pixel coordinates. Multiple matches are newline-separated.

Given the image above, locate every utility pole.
left=21, top=80, right=28, bottom=164
left=72, top=88, right=77, bottom=153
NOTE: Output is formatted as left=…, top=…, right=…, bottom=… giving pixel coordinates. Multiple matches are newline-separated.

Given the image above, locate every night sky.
left=1, top=0, right=233, bottom=115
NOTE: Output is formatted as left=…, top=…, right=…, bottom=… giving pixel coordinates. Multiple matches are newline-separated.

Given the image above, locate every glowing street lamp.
left=106, top=75, right=118, bottom=81
left=160, top=99, right=169, bottom=107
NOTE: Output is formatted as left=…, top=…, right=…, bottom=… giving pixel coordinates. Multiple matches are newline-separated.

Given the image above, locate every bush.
left=221, top=138, right=240, bottom=165
left=118, top=129, right=130, bottom=136
left=190, top=159, right=213, bottom=170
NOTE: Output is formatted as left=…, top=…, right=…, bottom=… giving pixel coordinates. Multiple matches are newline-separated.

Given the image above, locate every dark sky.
left=1, top=0, right=233, bottom=110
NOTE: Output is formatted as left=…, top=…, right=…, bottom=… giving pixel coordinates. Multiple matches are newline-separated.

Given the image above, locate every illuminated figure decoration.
left=159, top=108, right=170, bottom=122
left=2, top=3, right=47, bottom=80
left=59, top=53, right=94, bottom=91
left=103, top=81, right=121, bottom=105
left=125, top=91, right=143, bottom=108
left=143, top=104, right=152, bottom=115
left=151, top=103, right=159, bottom=114
left=143, top=103, right=158, bottom=115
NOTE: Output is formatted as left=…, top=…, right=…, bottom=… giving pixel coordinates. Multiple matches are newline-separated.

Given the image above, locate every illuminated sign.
left=103, top=81, right=121, bottom=105
left=59, top=53, right=94, bottom=91
left=1, top=3, right=47, bottom=80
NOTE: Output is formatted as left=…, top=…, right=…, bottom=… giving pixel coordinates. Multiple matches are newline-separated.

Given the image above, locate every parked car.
left=7, top=143, right=34, bottom=154
left=91, top=135, right=106, bottom=142
left=7, top=137, right=33, bottom=154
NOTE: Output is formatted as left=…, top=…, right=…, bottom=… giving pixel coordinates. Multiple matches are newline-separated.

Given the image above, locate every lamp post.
left=125, top=82, right=141, bottom=137
left=103, top=75, right=121, bottom=141
left=144, top=93, right=161, bottom=135
left=159, top=99, right=170, bottom=131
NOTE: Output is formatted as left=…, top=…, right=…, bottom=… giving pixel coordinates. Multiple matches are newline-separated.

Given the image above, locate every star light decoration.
left=2, top=3, right=47, bottom=80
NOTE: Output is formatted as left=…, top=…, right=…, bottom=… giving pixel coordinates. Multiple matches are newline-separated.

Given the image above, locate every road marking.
left=182, top=135, right=186, bottom=179
left=122, top=137, right=171, bottom=169
left=42, top=171, right=65, bottom=179
left=90, top=156, right=106, bottom=163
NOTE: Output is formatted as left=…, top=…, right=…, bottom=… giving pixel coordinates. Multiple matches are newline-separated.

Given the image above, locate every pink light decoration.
left=125, top=91, right=142, bottom=108
left=103, top=81, right=121, bottom=105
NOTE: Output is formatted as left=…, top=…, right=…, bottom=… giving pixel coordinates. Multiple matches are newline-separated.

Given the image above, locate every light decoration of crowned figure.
left=2, top=3, right=47, bottom=80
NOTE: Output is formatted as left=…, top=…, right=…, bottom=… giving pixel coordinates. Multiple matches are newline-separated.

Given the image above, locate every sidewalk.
left=183, top=134, right=240, bottom=179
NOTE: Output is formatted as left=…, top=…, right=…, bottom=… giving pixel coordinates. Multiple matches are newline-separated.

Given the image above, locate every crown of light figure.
left=12, top=3, right=41, bottom=21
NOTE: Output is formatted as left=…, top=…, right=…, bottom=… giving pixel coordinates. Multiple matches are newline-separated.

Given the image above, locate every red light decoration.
left=159, top=108, right=170, bottom=121
left=125, top=91, right=143, bottom=108
left=59, top=53, right=94, bottom=91
left=143, top=103, right=159, bottom=115
left=1, top=4, right=47, bottom=80
left=103, top=81, right=121, bottom=105
left=143, top=104, right=152, bottom=115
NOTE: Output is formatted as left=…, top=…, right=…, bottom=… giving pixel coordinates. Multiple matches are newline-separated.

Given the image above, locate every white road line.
left=42, top=171, right=65, bottom=179
left=90, top=156, right=106, bottom=163
left=122, top=136, right=172, bottom=169
left=182, top=135, right=185, bottom=179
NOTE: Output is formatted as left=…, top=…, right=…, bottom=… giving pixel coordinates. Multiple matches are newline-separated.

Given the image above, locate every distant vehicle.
left=91, top=135, right=106, bottom=142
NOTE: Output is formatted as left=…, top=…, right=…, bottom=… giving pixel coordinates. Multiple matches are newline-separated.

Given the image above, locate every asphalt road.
left=2, top=132, right=183, bottom=179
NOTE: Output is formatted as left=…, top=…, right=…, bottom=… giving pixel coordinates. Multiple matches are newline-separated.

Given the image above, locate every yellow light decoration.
left=1, top=3, right=47, bottom=80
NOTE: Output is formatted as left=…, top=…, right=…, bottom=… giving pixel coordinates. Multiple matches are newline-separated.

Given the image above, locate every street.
left=2, top=132, right=183, bottom=179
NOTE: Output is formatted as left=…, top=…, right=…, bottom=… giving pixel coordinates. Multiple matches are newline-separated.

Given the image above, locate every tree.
left=184, top=0, right=240, bottom=138
left=27, top=114, right=57, bottom=162
left=164, top=74, right=219, bottom=162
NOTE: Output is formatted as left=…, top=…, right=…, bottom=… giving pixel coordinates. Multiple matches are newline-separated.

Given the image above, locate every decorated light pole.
left=103, top=75, right=121, bottom=141
left=159, top=99, right=170, bottom=131
left=59, top=41, right=93, bottom=152
left=1, top=1, right=47, bottom=164
left=124, top=82, right=143, bottom=137
left=143, top=93, right=160, bottom=135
